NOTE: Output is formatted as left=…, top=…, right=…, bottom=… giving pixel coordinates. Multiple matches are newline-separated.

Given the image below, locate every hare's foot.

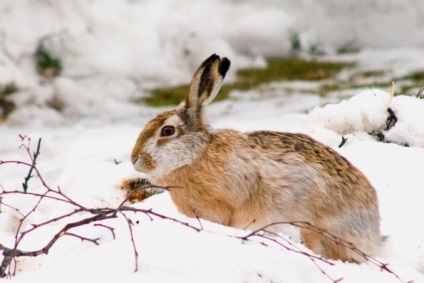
left=301, top=228, right=358, bottom=263
left=120, top=178, right=161, bottom=203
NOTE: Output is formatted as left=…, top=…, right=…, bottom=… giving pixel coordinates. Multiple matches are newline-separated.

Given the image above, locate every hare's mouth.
left=132, top=153, right=157, bottom=173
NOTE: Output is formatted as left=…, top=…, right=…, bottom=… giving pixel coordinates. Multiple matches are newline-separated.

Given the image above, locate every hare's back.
left=246, top=131, right=377, bottom=201
left=247, top=131, right=357, bottom=175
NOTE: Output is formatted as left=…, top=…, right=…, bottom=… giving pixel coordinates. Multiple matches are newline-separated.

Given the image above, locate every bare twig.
left=120, top=212, right=139, bottom=272
left=94, top=224, right=116, bottom=240
left=21, top=138, right=42, bottom=192
left=195, top=215, right=204, bottom=231
left=64, top=232, right=100, bottom=245
left=338, top=136, right=347, bottom=148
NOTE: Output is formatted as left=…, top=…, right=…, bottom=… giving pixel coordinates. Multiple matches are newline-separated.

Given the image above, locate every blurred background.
left=1, top=0, right=423, bottom=125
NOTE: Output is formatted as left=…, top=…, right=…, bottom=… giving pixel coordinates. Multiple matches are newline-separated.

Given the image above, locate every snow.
left=309, top=89, right=391, bottom=135
left=309, top=90, right=424, bottom=147
left=2, top=1, right=424, bottom=282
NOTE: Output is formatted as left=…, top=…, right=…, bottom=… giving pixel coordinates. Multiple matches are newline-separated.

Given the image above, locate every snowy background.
left=1, top=0, right=424, bottom=282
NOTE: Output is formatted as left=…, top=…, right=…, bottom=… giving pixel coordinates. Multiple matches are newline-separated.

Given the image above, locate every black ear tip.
left=202, top=54, right=230, bottom=77
left=219, top=58, right=231, bottom=77
left=204, top=54, right=220, bottom=65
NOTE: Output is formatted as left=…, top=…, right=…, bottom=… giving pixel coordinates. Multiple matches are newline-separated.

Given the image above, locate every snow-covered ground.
left=1, top=1, right=424, bottom=282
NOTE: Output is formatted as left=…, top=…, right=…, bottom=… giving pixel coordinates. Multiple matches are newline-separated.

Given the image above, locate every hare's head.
left=131, top=54, right=230, bottom=181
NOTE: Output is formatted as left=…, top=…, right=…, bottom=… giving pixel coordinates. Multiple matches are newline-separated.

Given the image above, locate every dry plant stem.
left=390, top=81, right=396, bottom=99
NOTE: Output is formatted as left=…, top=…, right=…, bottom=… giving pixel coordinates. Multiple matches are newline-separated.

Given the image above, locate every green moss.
left=0, top=83, right=17, bottom=120
left=237, top=58, right=353, bottom=85
left=141, top=85, right=188, bottom=107
left=141, top=58, right=354, bottom=107
left=34, top=41, right=62, bottom=78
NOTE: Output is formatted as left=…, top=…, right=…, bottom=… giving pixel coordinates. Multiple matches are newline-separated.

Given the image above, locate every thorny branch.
left=0, top=136, right=412, bottom=283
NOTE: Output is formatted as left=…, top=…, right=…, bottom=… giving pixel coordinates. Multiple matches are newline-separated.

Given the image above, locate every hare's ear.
left=182, top=54, right=230, bottom=127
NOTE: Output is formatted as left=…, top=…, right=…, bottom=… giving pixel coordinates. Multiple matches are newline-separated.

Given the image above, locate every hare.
left=130, top=54, right=382, bottom=262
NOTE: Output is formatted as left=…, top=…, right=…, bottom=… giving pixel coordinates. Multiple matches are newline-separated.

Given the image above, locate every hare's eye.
left=160, top=125, right=175, bottom=137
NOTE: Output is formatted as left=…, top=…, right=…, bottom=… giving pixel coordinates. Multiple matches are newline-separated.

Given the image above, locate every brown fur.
left=156, top=130, right=380, bottom=261
left=130, top=54, right=382, bottom=263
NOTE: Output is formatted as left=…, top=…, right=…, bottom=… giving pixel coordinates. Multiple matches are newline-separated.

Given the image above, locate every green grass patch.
left=143, top=85, right=189, bottom=107
left=403, top=71, right=424, bottom=82
left=237, top=58, right=353, bottom=84
left=358, top=70, right=386, bottom=78
left=399, top=83, right=424, bottom=98
left=140, top=58, right=354, bottom=107
left=318, top=83, right=343, bottom=97
left=346, top=82, right=393, bottom=90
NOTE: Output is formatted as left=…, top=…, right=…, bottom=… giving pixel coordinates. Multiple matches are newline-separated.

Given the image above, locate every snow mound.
left=309, top=90, right=424, bottom=148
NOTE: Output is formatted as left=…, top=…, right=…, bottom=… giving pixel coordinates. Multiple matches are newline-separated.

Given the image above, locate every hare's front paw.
left=120, top=178, right=161, bottom=203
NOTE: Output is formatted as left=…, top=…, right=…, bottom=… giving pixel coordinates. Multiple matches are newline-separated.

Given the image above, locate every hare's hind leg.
left=301, top=228, right=356, bottom=263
